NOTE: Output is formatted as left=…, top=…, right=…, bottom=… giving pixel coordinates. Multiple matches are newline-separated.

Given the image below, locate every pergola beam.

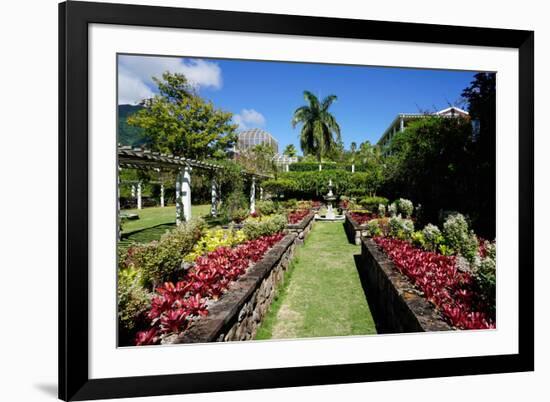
left=117, top=145, right=273, bottom=227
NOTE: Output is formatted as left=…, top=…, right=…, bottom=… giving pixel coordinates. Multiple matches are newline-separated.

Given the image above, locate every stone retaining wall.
left=344, top=212, right=368, bottom=245
left=360, top=238, right=452, bottom=333
left=172, top=233, right=298, bottom=343
left=285, top=212, right=315, bottom=244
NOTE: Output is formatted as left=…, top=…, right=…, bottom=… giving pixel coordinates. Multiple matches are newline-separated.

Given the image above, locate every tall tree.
left=283, top=144, right=297, bottom=158
left=128, top=72, right=237, bottom=159
left=461, top=72, right=496, bottom=238
left=291, top=91, right=341, bottom=162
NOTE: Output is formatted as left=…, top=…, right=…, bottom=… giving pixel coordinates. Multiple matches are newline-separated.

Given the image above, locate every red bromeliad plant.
left=288, top=209, right=309, bottom=224
left=350, top=211, right=376, bottom=225
left=373, top=237, right=495, bottom=330
left=135, top=233, right=285, bottom=345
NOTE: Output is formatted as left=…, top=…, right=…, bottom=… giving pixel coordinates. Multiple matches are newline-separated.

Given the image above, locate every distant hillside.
left=118, top=104, right=147, bottom=146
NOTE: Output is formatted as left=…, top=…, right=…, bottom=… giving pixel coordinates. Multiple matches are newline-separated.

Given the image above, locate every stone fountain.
left=316, top=179, right=344, bottom=221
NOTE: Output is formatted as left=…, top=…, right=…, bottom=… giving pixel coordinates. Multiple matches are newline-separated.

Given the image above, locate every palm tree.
left=283, top=144, right=298, bottom=158
left=291, top=91, right=341, bottom=162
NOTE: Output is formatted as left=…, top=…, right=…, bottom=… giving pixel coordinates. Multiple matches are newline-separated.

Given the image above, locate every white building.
left=377, top=106, right=469, bottom=151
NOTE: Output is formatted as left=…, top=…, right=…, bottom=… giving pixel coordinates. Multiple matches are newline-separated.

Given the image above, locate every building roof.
left=237, top=128, right=279, bottom=152
left=377, top=106, right=469, bottom=146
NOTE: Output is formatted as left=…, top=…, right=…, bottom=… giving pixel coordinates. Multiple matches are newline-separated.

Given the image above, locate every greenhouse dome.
left=237, top=128, right=279, bottom=153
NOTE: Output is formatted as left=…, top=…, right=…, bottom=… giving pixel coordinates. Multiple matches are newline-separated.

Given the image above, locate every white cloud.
left=118, top=55, right=222, bottom=104
left=233, top=109, right=266, bottom=130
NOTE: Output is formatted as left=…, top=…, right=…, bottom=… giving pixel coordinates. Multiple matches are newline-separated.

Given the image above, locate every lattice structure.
left=237, top=128, right=279, bottom=153
left=117, top=145, right=271, bottom=235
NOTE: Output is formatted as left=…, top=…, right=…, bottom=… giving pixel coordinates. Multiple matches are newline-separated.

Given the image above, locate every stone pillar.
left=319, top=164, right=322, bottom=171
left=160, top=183, right=165, bottom=207
left=285, top=164, right=289, bottom=172
left=182, top=166, right=192, bottom=222
left=210, top=178, right=217, bottom=217
left=137, top=181, right=142, bottom=210
left=175, top=170, right=184, bottom=225
left=351, top=164, right=355, bottom=173
left=260, top=186, right=264, bottom=200
left=131, top=184, right=136, bottom=198
left=250, top=177, right=256, bottom=214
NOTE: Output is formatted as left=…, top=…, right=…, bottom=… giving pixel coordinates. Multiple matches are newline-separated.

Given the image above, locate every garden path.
left=255, top=221, right=377, bottom=339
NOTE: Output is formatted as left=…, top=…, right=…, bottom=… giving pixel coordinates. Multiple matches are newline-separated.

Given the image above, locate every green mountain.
left=118, top=104, right=146, bottom=146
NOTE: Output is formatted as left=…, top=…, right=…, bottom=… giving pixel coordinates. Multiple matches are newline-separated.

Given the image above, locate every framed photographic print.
left=59, top=1, right=534, bottom=400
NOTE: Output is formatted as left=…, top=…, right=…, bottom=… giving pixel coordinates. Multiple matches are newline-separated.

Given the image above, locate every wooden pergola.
left=118, top=146, right=271, bottom=232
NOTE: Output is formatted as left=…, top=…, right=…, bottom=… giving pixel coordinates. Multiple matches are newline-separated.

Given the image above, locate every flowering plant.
left=349, top=211, right=376, bottom=225
left=374, top=237, right=494, bottom=330
left=183, top=229, right=246, bottom=263
left=287, top=209, right=310, bottom=224
left=135, top=233, right=285, bottom=345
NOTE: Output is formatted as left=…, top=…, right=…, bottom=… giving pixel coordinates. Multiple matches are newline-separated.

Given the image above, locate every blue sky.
left=118, top=54, right=478, bottom=152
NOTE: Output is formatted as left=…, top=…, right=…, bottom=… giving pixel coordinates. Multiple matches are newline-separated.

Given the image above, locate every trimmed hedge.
left=275, top=171, right=382, bottom=198
left=289, top=162, right=368, bottom=172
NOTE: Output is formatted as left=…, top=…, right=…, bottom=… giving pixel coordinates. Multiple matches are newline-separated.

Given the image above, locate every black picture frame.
left=59, top=1, right=534, bottom=400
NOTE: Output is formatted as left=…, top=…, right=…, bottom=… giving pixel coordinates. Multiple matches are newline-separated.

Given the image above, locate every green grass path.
left=255, top=222, right=377, bottom=340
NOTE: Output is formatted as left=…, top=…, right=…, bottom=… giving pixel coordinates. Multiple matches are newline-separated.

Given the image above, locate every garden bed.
left=360, top=238, right=452, bottom=333
left=171, top=233, right=297, bottom=343
left=285, top=212, right=315, bottom=244
left=344, top=211, right=373, bottom=245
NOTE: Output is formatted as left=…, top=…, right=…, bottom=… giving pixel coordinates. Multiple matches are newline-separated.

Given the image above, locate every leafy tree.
left=128, top=72, right=237, bottom=159
left=461, top=73, right=496, bottom=238
left=381, top=116, right=493, bottom=234
left=283, top=144, right=297, bottom=158
left=236, top=143, right=276, bottom=175
left=291, top=91, right=341, bottom=162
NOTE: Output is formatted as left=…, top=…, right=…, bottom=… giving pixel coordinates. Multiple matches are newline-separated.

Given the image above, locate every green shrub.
left=411, top=231, right=426, bottom=249
left=220, top=191, right=248, bottom=222
left=473, top=240, right=496, bottom=310
left=396, top=198, right=414, bottom=218
left=359, top=196, right=389, bottom=211
left=442, top=213, right=478, bottom=262
left=256, top=200, right=277, bottom=216
left=130, top=219, right=205, bottom=288
left=282, top=198, right=298, bottom=209
left=388, top=215, right=414, bottom=240
left=387, top=202, right=397, bottom=217
left=242, top=214, right=287, bottom=240
left=366, top=219, right=382, bottom=237
left=231, top=208, right=250, bottom=223
left=117, top=266, right=151, bottom=333
left=422, top=223, right=444, bottom=251
left=287, top=162, right=371, bottom=172
left=262, top=178, right=298, bottom=198
left=438, top=244, right=455, bottom=256
left=277, top=171, right=382, bottom=199
left=296, top=200, right=312, bottom=209
left=377, top=203, right=386, bottom=217
left=183, top=228, right=246, bottom=262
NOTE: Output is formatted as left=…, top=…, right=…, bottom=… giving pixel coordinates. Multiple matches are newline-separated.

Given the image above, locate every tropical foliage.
left=135, top=233, right=285, bottom=345
left=292, top=91, right=341, bottom=162
left=283, top=144, right=297, bottom=157
left=374, top=237, right=494, bottom=329
left=128, top=72, right=237, bottom=159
